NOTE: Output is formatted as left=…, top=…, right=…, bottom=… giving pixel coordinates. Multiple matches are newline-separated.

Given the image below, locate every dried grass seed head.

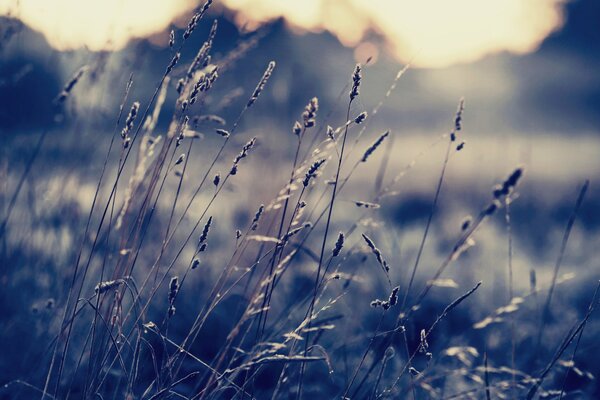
left=326, top=125, right=335, bottom=140
left=190, top=67, right=219, bottom=104
left=371, top=299, right=385, bottom=308
left=361, top=233, right=390, bottom=272
left=215, top=128, right=230, bottom=138
left=354, top=111, right=368, bottom=124
left=187, top=19, right=218, bottom=78
left=230, top=137, right=257, bottom=175
left=183, top=0, right=213, bottom=40
left=292, top=121, right=302, bottom=136
left=441, top=281, right=482, bottom=319
left=251, top=204, right=265, bottom=231
left=455, top=98, right=465, bottom=132
left=350, top=63, right=362, bottom=100
left=176, top=116, right=189, bottom=147
left=332, top=232, right=344, bottom=257
left=168, top=276, right=179, bottom=303
left=389, top=286, right=400, bottom=306
left=451, top=97, right=465, bottom=141
left=372, top=286, right=400, bottom=310
left=121, top=101, right=140, bottom=139
left=166, top=52, right=181, bottom=74
left=198, top=216, right=213, bottom=246
left=194, top=114, right=226, bottom=125
left=420, top=328, right=429, bottom=352
left=247, top=61, right=276, bottom=108
left=354, top=201, right=380, bottom=209
left=461, top=216, right=472, bottom=231
left=56, top=65, right=88, bottom=103
left=493, top=167, right=525, bottom=199
left=303, top=159, right=326, bottom=187
left=169, top=30, right=175, bottom=47
left=302, top=97, right=319, bottom=128
left=95, top=279, right=123, bottom=294
left=281, top=224, right=308, bottom=244
left=361, top=131, right=389, bottom=162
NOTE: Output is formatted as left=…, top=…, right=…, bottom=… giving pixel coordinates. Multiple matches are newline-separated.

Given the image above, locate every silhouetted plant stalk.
left=535, top=179, right=589, bottom=356
left=294, top=64, right=362, bottom=399
left=11, top=11, right=594, bottom=400
left=50, top=37, right=195, bottom=395
left=526, top=281, right=599, bottom=400
left=383, top=282, right=483, bottom=397
left=265, top=128, right=452, bottom=398
left=64, top=39, right=264, bottom=396
left=138, top=62, right=277, bottom=391
left=401, top=97, right=465, bottom=311
left=114, top=57, right=273, bottom=330
left=257, top=97, right=319, bottom=344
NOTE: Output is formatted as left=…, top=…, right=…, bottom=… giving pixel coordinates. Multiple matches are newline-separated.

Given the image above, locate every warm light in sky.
left=0, top=0, right=567, bottom=68
left=223, top=0, right=568, bottom=67
left=0, top=0, right=191, bottom=51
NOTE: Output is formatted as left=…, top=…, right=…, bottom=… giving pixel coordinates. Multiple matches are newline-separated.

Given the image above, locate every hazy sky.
left=0, top=0, right=568, bottom=67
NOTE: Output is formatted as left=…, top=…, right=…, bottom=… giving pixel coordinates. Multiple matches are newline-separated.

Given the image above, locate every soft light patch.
left=1, top=0, right=568, bottom=67
left=0, top=0, right=191, bottom=51
left=223, top=0, right=568, bottom=67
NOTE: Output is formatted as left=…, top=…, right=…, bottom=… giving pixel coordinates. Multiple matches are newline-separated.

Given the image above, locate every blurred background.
left=1, top=0, right=600, bottom=398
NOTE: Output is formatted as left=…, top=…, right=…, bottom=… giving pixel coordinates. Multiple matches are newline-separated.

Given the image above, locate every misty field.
left=1, top=1, right=600, bottom=399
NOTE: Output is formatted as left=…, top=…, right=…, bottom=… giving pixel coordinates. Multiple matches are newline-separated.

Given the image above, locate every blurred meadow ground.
left=1, top=0, right=600, bottom=399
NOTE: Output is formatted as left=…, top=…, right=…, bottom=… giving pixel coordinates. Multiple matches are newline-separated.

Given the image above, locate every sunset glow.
left=1, top=0, right=568, bottom=67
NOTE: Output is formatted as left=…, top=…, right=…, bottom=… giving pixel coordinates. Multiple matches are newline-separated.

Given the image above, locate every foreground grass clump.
left=0, top=5, right=597, bottom=400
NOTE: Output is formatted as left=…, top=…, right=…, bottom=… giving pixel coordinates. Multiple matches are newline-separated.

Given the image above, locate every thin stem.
left=297, top=98, right=353, bottom=399
left=401, top=137, right=451, bottom=310
left=0, top=129, right=47, bottom=236
left=535, top=180, right=589, bottom=356
left=344, top=311, right=386, bottom=399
